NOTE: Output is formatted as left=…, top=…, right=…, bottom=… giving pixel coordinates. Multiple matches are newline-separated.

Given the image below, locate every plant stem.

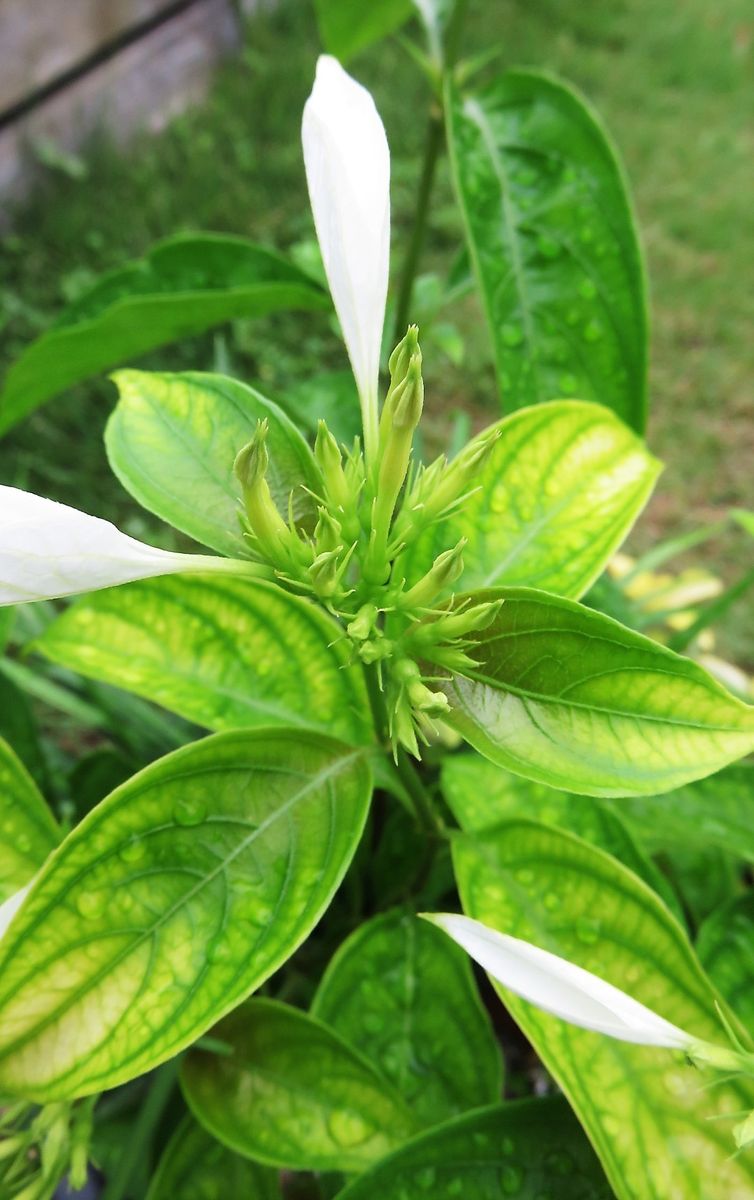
left=393, top=105, right=445, bottom=342
left=101, top=1061, right=179, bottom=1200
left=392, top=0, right=469, bottom=343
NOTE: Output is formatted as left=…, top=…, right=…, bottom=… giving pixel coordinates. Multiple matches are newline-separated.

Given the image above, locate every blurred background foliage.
left=0, top=0, right=751, bottom=660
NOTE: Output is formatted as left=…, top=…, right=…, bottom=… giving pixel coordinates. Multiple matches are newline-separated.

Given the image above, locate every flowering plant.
left=0, top=26, right=752, bottom=1200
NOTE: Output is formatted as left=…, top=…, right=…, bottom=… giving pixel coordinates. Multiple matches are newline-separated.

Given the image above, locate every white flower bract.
left=302, top=55, right=390, bottom=463
left=0, top=486, right=219, bottom=606
left=425, top=912, right=693, bottom=1049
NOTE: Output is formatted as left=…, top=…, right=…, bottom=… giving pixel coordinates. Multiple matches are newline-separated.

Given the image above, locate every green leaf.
left=441, top=753, right=683, bottom=921
left=336, top=1098, right=612, bottom=1200
left=107, top=370, right=321, bottom=556
left=446, top=71, right=648, bottom=430
left=0, top=729, right=372, bottom=1100
left=0, top=234, right=328, bottom=436
left=146, top=1116, right=280, bottom=1200
left=314, top=0, right=413, bottom=60
left=442, top=587, right=754, bottom=796
left=0, top=668, right=50, bottom=792
left=732, top=508, right=754, bottom=537
left=0, top=737, right=59, bottom=902
left=36, top=575, right=371, bottom=746
left=182, top=999, right=417, bottom=1172
left=407, top=401, right=660, bottom=599
left=312, top=909, right=502, bottom=1126
left=615, top=764, right=754, bottom=861
left=697, top=894, right=754, bottom=1031
left=453, top=820, right=754, bottom=1200
left=0, top=606, right=14, bottom=653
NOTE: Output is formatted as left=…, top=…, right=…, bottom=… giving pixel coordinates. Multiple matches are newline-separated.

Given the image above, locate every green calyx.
left=231, top=328, right=500, bottom=755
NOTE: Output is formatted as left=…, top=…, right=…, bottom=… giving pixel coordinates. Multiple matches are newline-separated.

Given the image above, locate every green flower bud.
left=406, top=678, right=450, bottom=717
left=308, top=549, right=344, bottom=599
left=234, top=421, right=290, bottom=560
left=410, top=599, right=503, bottom=644
left=314, top=507, right=343, bottom=555
left=685, top=1039, right=752, bottom=1074
left=359, top=636, right=394, bottom=664
left=380, top=325, right=420, bottom=442
left=347, top=603, right=378, bottom=641
left=315, top=420, right=349, bottom=510
left=400, top=539, right=466, bottom=610
left=390, top=694, right=420, bottom=758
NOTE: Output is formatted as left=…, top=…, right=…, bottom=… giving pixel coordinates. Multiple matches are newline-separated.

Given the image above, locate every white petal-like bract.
left=0, top=486, right=221, bottom=605
left=302, top=55, right=390, bottom=462
left=425, top=912, right=693, bottom=1049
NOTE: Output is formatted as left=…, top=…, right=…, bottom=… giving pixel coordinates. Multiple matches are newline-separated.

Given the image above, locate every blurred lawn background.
left=1, top=0, right=751, bottom=660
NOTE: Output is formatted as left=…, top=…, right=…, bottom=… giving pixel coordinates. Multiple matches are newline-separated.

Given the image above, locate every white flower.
left=0, top=486, right=249, bottom=606
left=302, top=55, right=390, bottom=465
left=424, top=912, right=693, bottom=1048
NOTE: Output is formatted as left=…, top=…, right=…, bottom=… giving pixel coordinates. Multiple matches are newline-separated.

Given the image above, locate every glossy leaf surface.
left=37, top=575, right=371, bottom=746
left=146, top=1116, right=280, bottom=1200
left=453, top=820, right=754, bottom=1200
left=447, top=71, right=647, bottom=429
left=615, top=764, right=754, bottom=861
left=697, top=894, right=754, bottom=1031
left=107, top=371, right=320, bottom=556
left=337, top=1098, right=611, bottom=1200
left=312, top=909, right=502, bottom=1125
left=0, top=737, right=58, bottom=901
left=314, top=0, right=412, bottom=60
left=441, top=753, right=681, bottom=919
left=182, top=1000, right=417, bottom=1172
left=407, top=402, right=659, bottom=599
left=0, top=730, right=372, bottom=1100
left=443, top=588, right=754, bottom=796
left=0, top=234, right=327, bottom=435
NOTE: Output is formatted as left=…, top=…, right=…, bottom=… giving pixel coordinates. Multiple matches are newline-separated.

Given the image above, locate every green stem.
left=666, top=565, right=754, bottom=653
left=393, top=106, right=445, bottom=343
left=101, top=1061, right=179, bottom=1200
left=392, top=0, right=469, bottom=343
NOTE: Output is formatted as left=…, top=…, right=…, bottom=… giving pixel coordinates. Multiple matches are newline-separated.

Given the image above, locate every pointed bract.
left=424, top=913, right=693, bottom=1049
left=0, top=486, right=221, bottom=605
left=302, top=56, right=390, bottom=463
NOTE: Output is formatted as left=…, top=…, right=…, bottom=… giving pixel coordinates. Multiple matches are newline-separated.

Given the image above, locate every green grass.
left=0, top=0, right=751, bottom=659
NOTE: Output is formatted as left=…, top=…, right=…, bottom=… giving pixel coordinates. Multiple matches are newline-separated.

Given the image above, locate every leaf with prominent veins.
left=442, top=587, right=754, bottom=796
left=0, top=737, right=59, bottom=902
left=36, top=575, right=371, bottom=746
left=405, top=401, right=660, bottom=600
left=0, top=729, right=372, bottom=1101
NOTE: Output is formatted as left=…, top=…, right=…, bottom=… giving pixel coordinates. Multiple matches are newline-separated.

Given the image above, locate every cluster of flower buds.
left=233, top=327, right=502, bottom=755
left=0, top=1099, right=93, bottom=1198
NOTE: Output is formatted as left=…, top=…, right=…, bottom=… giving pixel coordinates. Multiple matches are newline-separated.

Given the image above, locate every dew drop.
left=76, top=891, right=105, bottom=919
left=16, top=832, right=32, bottom=854
left=543, top=892, right=559, bottom=911
left=501, top=1136, right=515, bottom=1155
left=515, top=868, right=535, bottom=886
left=579, top=226, right=594, bottom=243
left=173, top=798, right=206, bottom=827
left=415, top=1167, right=436, bottom=1190
left=558, top=373, right=578, bottom=394
left=363, top=1012, right=384, bottom=1035
left=207, top=937, right=233, bottom=965
left=446, top=1180, right=464, bottom=1197
left=579, top=279, right=597, bottom=300
left=500, top=1163, right=524, bottom=1194
left=576, top=916, right=601, bottom=945
left=537, top=235, right=560, bottom=259
left=120, top=836, right=146, bottom=864
left=328, top=1109, right=372, bottom=1149
left=472, top=1132, right=489, bottom=1148
left=583, top=318, right=602, bottom=342
left=501, top=323, right=524, bottom=348
left=545, top=1149, right=574, bottom=1175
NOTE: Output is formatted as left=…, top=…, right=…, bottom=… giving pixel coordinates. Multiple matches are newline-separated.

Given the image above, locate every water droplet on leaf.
left=173, top=798, right=206, bottom=827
